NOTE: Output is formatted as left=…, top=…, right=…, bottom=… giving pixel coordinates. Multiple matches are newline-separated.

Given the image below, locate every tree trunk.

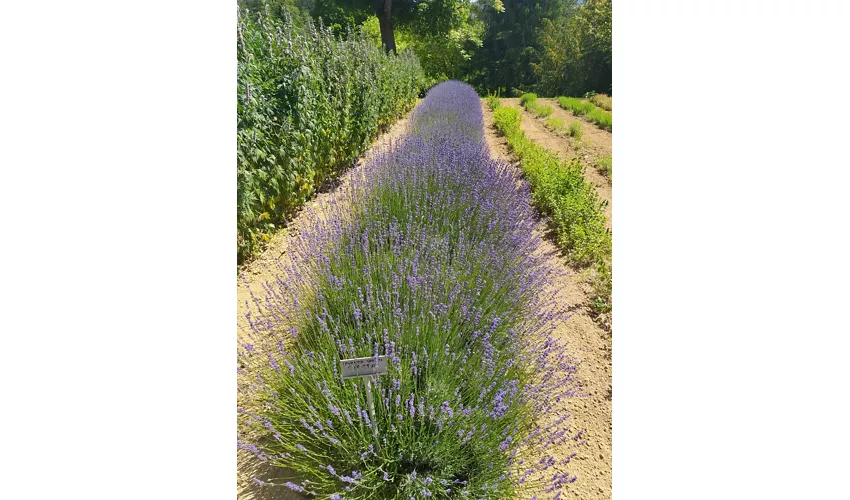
left=376, top=0, right=396, bottom=55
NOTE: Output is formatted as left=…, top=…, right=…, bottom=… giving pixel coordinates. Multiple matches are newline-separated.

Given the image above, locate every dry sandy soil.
left=499, top=98, right=612, bottom=230
left=236, top=100, right=612, bottom=500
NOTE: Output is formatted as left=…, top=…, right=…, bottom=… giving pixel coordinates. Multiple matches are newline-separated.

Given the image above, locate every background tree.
left=238, top=0, right=612, bottom=97
left=535, top=0, right=611, bottom=96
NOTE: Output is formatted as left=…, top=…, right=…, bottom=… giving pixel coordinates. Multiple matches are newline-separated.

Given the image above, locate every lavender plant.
left=238, top=82, right=582, bottom=499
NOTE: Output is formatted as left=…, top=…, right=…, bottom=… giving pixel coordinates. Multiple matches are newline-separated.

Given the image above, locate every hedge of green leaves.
left=237, top=8, right=426, bottom=263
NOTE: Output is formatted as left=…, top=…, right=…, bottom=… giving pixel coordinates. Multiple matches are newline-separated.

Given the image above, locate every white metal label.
left=340, top=356, right=388, bottom=380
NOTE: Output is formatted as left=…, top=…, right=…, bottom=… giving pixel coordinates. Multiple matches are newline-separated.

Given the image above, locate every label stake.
left=340, top=355, right=388, bottom=454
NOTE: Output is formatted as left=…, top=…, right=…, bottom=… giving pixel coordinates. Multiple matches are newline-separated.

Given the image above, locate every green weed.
left=597, top=155, right=612, bottom=177
left=568, top=121, right=583, bottom=139
left=545, top=117, right=566, bottom=133
left=519, top=93, right=538, bottom=106
left=520, top=93, right=552, bottom=118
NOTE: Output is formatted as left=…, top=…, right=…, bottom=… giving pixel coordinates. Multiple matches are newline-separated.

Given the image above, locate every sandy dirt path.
left=500, top=98, right=612, bottom=230
left=482, top=101, right=613, bottom=500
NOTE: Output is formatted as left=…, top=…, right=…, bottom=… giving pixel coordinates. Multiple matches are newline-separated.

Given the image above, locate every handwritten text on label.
left=340, top=356, right=388, bottom=380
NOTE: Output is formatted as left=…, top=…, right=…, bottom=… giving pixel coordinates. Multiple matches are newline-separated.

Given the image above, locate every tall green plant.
left=535, top=0, right=611, bottom=97
left=237, top=7, right=426, bottom=263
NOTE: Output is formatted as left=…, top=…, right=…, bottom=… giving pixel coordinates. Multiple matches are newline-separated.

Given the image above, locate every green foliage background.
left=237, top=6, right=425, bottom=262
left=246, top=0, right=612, bottom=98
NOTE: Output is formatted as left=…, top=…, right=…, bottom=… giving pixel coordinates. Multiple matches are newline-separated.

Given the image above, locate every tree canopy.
left=239, top=0, right=612, bottom=96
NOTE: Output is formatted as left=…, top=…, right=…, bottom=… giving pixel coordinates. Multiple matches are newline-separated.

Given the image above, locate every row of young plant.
left=488, top=98, right=612, bottom=318
left=520, top=94, right=584, bottom=139
left=237, top=7, right=426, bottom=263
left=556, top=97, right=612, bottom=131
left=519, top=93, right=553, bottom=119
left=238, top=82, right=582, bottom=499
left=518, top=93, right=611, bottom=132
left=588, top=93, right=613, bottom=112
left=518, top=95, right=612, bottom=179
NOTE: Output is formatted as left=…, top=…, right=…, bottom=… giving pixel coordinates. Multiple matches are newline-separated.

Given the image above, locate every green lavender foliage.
left=528, top=102, right=553, bottom=118
left=237, top=7, right=426, bottom=263
left=519, top=93, right=537, bottom=106
left=238, top=82, right=581, bottom=498
left=556, top=97, right=612, bottom=131
left=568, top=121, right=583, bottom=139
left=545, top=117, right=566, bottom=134
left=519, top=93, right=553, bottom=118
left=556, top=97, right=594, bottom=116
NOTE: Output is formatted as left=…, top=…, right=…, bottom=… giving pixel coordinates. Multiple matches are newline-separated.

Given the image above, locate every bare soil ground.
left=482, top=101, right=612, bottom=500
left=500, top=98, right=612, bottom=230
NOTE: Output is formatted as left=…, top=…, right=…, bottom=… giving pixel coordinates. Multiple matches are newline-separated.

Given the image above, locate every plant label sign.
left=340, top=356, right=388, bottom=380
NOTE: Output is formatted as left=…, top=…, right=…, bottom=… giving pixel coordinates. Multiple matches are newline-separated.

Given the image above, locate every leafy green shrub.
left=519, top=92, right=538, bottom=106
left=568, top=121, right=583, bottom=139
left=237, top=8, right=426, bottom=263
left=493, top=105, right=521, bottom=133
left=492, top=106, right=610, bottom=268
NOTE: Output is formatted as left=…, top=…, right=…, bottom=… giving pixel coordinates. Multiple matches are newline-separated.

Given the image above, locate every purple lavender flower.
left=235, top=80, right=581, bottom=500
left=284, top=482, right=304, bottom=492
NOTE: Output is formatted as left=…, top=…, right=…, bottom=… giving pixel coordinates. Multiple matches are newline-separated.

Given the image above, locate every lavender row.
left=238, top=81, right=582, bottom=499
